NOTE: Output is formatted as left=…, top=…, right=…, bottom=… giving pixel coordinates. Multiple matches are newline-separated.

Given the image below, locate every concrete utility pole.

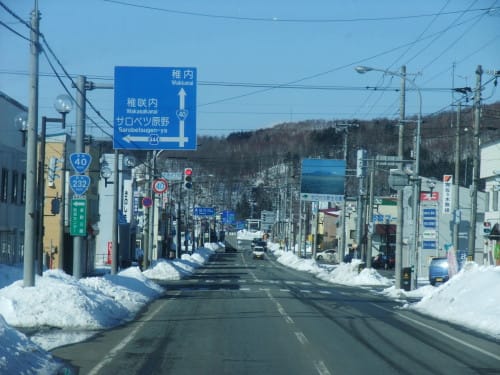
left=453, top=102, right=462, bottom=251
left=366, top=159, right=375, bottom=268
left=73, top=75, right=87, bottom=279
left=355, top=149, right=367, bottom=259
left=336, top=122, right=358, bottom=262
left=395, top=66, right=406, bottom=290
left=468, top=65, right=483, bottom=260
left=23, top=4, right=40, bottom=287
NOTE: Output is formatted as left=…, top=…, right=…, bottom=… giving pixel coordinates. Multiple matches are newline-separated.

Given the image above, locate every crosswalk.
left=167, top=276, right=335, bottom=295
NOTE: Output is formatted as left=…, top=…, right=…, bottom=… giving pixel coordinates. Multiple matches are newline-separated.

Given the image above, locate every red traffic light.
left=184, top=167, right=193, bottom=176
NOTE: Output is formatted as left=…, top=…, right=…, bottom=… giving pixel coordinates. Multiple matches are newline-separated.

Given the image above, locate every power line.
left=102, top=0, right=499, bottom=24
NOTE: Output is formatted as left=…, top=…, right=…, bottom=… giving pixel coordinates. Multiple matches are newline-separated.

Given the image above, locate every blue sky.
left=1, top=0, right=499, bottom=138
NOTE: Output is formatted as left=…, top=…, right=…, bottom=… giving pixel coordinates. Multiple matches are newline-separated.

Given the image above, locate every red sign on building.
left=420, top=191, right=439, bottom=201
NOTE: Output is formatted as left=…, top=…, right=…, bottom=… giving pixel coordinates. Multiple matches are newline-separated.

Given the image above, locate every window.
left=1, top=168, right=8, bottom=202
left=493, top=189, right=499, bottom=212
left=11, top=171, right=18, bottom=204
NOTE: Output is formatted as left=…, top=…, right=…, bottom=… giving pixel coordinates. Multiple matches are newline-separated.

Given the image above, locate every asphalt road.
left=52, top=243, right=500, bottom=374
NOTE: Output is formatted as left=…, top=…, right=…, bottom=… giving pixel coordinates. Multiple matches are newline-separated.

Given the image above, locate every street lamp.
left=14, top=113, right=28, bottom=146
left=37, top=95, right=73, bottom=276
left=17, top=94, right=72, bottom=286
left=355, top=65, right=422, bottom=290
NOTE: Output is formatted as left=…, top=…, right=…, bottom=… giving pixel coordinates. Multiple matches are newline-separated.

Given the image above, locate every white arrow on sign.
left=177, top=88, right=189, bottom=148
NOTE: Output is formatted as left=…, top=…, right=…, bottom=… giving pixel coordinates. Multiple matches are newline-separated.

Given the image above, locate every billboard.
left=300, top=158, right=346, bottom=202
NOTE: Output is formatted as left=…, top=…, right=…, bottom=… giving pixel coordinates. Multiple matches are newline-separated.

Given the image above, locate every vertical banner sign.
left=442, top=175, right=453, bottom=214
left=114, top=66, right=197, bottom=151
left=70, top=198, right=87, bottom=236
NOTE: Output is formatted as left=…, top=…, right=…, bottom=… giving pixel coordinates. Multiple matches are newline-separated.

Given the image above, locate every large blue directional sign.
left=114, top=66, right=197, bottom=150
left=69, top=175, right=91, bottom=196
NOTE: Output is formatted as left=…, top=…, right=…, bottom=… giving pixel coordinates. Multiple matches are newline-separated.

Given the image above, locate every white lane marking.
left=319, top=290, right=331, bottom=295
left=371, top=303, right=500, bottom=362
left=280, top=288, right=291, bottom=292
left=88, top=293, right=178, bottom=375
left=295, top=331, right=309, bottom=345
left=285, top=316, right=295, bottom=324
left=240, top=287, right=250, bottom=291
left=300, top=290, right=312, bottom=293
left=314, top=360, right=332, bottom=375
left=221, top=279, right=231, bottom=283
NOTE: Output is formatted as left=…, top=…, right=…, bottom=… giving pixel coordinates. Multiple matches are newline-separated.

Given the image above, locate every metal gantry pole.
left=111, top=150, right=119, bottom=274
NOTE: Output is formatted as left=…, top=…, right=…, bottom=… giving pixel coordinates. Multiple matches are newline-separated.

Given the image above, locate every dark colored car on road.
left=371, top=253, right=395, bottom=269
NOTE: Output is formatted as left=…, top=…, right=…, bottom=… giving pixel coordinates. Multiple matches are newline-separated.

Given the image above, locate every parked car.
left=316, top=249, right=338, bottom=263
left=371, top=252, right=395, bottom=270
left=429, top=257, right=449, bottom=286
left=254, top=240, right=268, bottom=252
left=252, top=245, right=265, bottom=260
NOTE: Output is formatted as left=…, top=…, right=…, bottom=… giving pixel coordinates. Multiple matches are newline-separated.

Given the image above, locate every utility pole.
left=468, top=65, right=483, bottom=260
left=355, top=149, right=367, bottom=259
left=23, top=4, right=40, bottom=287
left=395, top=66, right=406, bottom=290
left=73, top=75, right=86, bottom=279
left=366, top=159, right=375, bottom=268
left=336, top=122, right=358, bottom=262
left=453, top=102, right=462, bottom=251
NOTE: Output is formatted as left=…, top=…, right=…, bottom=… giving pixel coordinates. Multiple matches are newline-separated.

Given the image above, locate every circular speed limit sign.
left=152, top=178, right=168, bottom=194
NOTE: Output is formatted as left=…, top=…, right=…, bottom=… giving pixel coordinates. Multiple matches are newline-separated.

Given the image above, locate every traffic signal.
left=483, top=221, right=492, bottom=236
left=50, top=198, right=60, bottom=215
left=183, top=168, right=193, bottom=189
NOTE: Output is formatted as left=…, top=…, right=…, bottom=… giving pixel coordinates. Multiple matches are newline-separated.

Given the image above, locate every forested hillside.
left=156, top=101, right=499, bottom=218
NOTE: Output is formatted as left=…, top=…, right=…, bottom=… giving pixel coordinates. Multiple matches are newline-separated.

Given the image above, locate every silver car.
left=316, top=249, right=338, bottom=263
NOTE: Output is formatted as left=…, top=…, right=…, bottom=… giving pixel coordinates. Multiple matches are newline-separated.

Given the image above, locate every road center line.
left=314, top=360, right=333, bottom=375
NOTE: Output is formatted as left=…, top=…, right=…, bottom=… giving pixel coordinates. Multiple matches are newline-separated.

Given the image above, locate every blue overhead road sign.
left=114, top=66, right=197, bottom=150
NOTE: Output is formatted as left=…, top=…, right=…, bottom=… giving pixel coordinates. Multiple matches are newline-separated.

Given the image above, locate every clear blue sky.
left=1, top=0, right=499, bottom=138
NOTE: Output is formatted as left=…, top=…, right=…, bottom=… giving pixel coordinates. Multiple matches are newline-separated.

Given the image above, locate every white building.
left=95, top=153, right=135, bottom=267
left=480, top=140, right=500, bottom=265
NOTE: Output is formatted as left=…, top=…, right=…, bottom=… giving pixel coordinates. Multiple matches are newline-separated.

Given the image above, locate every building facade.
left=0, top=92, right=27, bottom=265
left=481, top=140, right=500, bottom=265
